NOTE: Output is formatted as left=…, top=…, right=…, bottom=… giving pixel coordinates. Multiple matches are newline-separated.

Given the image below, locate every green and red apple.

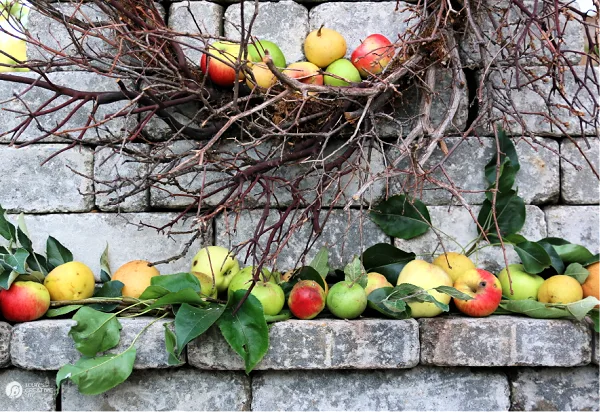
left=288, top=280, right=326, bottom=319
left=0, top=281, right=50, bottom=322
left=190, top=246, right=240, bottom=295
left=453, top=268, right=502, bottom=317
left=283, top=61, right=323, bottom=85
left=200, top=42, right=243, bottom=87
left=350, top=34, right=395, bottom=78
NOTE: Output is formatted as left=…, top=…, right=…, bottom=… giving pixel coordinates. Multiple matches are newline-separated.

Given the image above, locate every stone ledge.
left=0, top=322, right=11, bottom=368
left=420, top=315, right=592, bottom=367
left=0, top=369, right=55, bottom=411
left=10, top=318, right=183, bottom=370
left=188, top=318, right=420, bottom=370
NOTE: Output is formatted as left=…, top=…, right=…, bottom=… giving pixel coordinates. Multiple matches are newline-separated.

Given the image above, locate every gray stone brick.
left=308, top=2, right=411, bottom=59
left=594, top=331, right=599, bottom=365
left=251, top=367, right=510, bottom=411
left=510, top=367, right=599, bottom=411
left=420, top=316, right=592, bottom=367
left=94, top=145, right=149, bottom=212
left=4, top=212, right=211, bottom=281
left=0, top=72, right=129, bottom=144
left=11, top=317, right=183, bottom=370
left=0, top=323, right=11, bottom=368
left=168, top=1, right=224, bottom=66
left=224, top=1, right=308, bottom=64
left=188, top=319, right=419, bottom=370
left=395, top=205, right=547, bottom=274
left=61, top=368, right=251, bottom=411
left=216, top=208, right=388, bottom=270
left=0, top=369, right=55, bottom=411
left=0, top=144, right=93, bottom=213
left=561, top=138, right=600, bottom=204
left=545, top=206, right=599, bottom=254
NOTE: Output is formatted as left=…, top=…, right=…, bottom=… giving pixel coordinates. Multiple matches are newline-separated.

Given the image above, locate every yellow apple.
left=364, top=272, right=392, bottom=296
left=190, top=246, right=240, bottom=293
left=396, top=260, right=452, bottom=318
left=44, top=261, right=95, bottom=301
left=432, top=252, right=476, bottom=282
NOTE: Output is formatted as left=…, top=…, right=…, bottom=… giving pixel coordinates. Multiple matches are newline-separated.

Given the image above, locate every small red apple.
left=453, top=269, right=502, bottom=317
left=200, top=42, right=243, bottom=87
left=350, top=34, right=395, bottom=78
left=0, top=281, right=51, bottom=322
left=288, top=280, right=326, bottom=320
left=283, top=62, right=323, bottom=85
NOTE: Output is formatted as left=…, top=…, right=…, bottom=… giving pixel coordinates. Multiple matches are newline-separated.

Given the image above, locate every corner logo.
left=6, top=381, right=22, bottom=399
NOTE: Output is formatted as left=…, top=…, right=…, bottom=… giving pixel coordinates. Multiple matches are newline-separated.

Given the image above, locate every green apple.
left=248, top=39, right=286, bottom=68
left=228, top=266, right=275, bottom=295
left=498, top=264, right=545, bottom=300
left=396, top=260, right=452, bottom=318
left=228, top=267, right=284, bottom=315
left=326, top=280, right=367, bottom=319
left=190, top=246, right=240, bottom=294
left=324, top=59, right=361, bottom=86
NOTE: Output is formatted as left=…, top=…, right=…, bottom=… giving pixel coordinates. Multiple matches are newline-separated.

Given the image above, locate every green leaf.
left=0, top=205, right=16, bottom=241
left=1, top=248, right=30, bottom=274
left=393, top=283, right=450, bottom=312
left=367, top=287, right=412, bottom=319
left=514, top=241, right=552, bottom=274
left=477, top=191, right=526, bottom=239
left=151, top=273, right=201, bottom=293
left=309, top=247, right=330, bottom=278
left=175, top=303, right=225, bottom=356
left=362, top=243, right=415, bottom=285
left=564, top=263, right=590, bottom=284
left=498, top=299, right=574, bottom=319
left=382, top=298, right=408, bottom=313
left=89, top=280, right=124, bottom=312
left=46, top=236, right=73, bottom=271
left=536, top=240, right=565, bottom=276
left=16, top=227, right=32, bottom=252
left=146, top=288, right=208, bottom=310
left=484, top=128, right=520, bottom=195
left=26, top=253, right=48, bottom=276
left=343, top=256, right=367, bottom=288
left=16, top=271, right=45, bottom=283
left=56, top=346, right=136, bottom=396
left=552, top=243, right=594, bottom=264
left=370, top=194, right=431, bottom=239
left=163, top=323, right=184, bottom=366
left=566, top=297, right=600, bottom=321
left=138, top=285, right=171, bottom=300
left=580, top=253, right=599, bottom=267
left=69, top=307, right=122, bottom=357
left=46, top=305, right=83, bottom=318
left=217, top=290, right=269, bottom=374
left=280, top=266, right=327, bottom=295
left=99, top=243, right=111, bottom=283
left=589, top=310, right=599, bottom=333
left=0, top=270, right=19, bottom=290
left=435, top=285, right=474, bottom=301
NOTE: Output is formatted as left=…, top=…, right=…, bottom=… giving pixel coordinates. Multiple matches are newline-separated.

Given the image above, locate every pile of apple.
left=200, top=27, right=395, bottom=90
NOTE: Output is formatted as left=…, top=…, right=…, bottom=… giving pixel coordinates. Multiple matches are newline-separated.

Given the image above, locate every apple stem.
left=317, top=24, right=324, bottom=37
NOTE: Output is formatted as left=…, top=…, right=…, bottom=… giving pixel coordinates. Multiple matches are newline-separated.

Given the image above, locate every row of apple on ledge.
left=3, top=245, right=597, bottom=323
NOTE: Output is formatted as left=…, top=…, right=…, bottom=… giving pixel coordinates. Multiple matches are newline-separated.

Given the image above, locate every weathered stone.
left=0, top=72, right=129, bottom=144
left=594, top=331, right=599, bottom=365
left=61, top=369, right=251, bottom=411
left=4, top=212, right=211, bottom=281
left=561, top=138, right=600, bottom=204
left=94, top=145, right=149, bottom=212
left=390, top=136, right=559, bottom=205
left=216, top=208, right=388, bottom=270
left=308, top=2, right=412, bottom=59
left=0, top=144, right=93, bottom=213
left=0, top=323, right=11, bottom=368
left=11, top=317, right=183, bottom=370
left=168, top=1, right=224, bottom=66
left=420, top=316, right=592, bottom=367
left=545, top=206, right=600, bottom=253
left=395, top=206, right=547, bottom=273
left=0, top=369, right=55, bottom=411
left=188, top=319, right=419, bottom=370
left=224, top=1, right=309, bottom=64
left=251, top=367, right=510, bottom=411
left=510, top=366, right=600, bottom=411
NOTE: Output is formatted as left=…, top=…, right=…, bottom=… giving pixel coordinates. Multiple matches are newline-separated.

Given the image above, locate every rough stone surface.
left=0, top=72, right=129, bottom=144
left=390, top=136, right=559, bottom=205
left=0, top=323, right=11, bottom=368
left=420, top=316, right=592, bottom=367
left=224, top=1, right=309, bottom=64
left=251, top=367, right=510, bottom=411
left=11, top=317, right=183, bottom=370
left=0, top=144, right=93, bottom=213
left=0, top=369, right=55, bottom=411
left=594, top=331, right=599, bottom=365
left=561, top=138, right=600, bottom=204
left=545, top=206, right=600, bottom=253
left=168, top=1, right=224, bottom=65
left=216, top=208, right=388, bottom=270
left=188, top=319, right=419, bottom=370
left=3, top=212, right=211, bottom=281
left=94, top=145, right=149, bottom=212
left=510, top=367, right=600, bottom=411
left=308, top=2, right=412, bottom=59
left=395, top=205, right=547, bottom=273
left=61, top=368, right=251, bottom=411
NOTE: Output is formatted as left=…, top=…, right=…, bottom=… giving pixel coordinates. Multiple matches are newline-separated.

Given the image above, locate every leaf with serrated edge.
left=175, top=303, right=225, bottom=356
left=16, top=227, right=32, bottom=252
left=309, top=247, right=330, bottom=278
left=564, top=263, right=590, bottom=284
left=69, top=307, right=122, bottom=357
left=367, top=287, right=412, bottom=320
left=344, top=256, right=367, bottom=288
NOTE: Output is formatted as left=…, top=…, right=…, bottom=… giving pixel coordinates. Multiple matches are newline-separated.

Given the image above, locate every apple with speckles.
left=0, top=281, right=50, bottom=322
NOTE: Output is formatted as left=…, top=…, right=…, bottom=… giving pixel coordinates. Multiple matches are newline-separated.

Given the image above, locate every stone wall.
left=0, top=0, right=599, bottom=410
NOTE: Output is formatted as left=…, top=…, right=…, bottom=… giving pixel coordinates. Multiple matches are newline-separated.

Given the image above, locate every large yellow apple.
left=44, top=261, right=95, bottom=301
left=432, top=252, right=476, bottom=282
left=396, top=260, right=452, bottom=318
left=190, top=246, right=240, bottom=294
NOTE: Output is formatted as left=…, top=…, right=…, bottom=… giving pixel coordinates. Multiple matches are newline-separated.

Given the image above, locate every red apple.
left=350, top=34, right=395, bottom=78
left=453, top=269, right=502, bottom=317
left=288, top=280, right=326, bottom=320
left=283, top=62, right=323, bottom=85
left=0, top=281, right=51, bottom=322
left=200, top=42, right=243, bottom=87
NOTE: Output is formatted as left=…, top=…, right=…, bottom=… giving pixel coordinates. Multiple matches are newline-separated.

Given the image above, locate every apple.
left=283, top=61, right=323, bottom=85
left=0, top=34, right=28, bottom=73
left=0, top=281, right=50, bottom=322
left=246, top=61, right=277, bottom=90
left=497, top=264, right=544, bottom=300
left=364, top=272, right=392, bottom=296
left=326, top=280, right=367, bottom=319
left=228, top=267, right=284, bottom=315
left=44, top=261, right=95, bottom=301
left=453, top=269, right=502, bottom=317
left=396, top=260, right=452, bottom=318
left=190, top=246, right=240, bottom=294
left=432, top=252, right=476, bottom=282
left=200, top=42, right=243, bottom=87
left=248, top=39, right=286, bottom=68
left=228, top=266, right=275, bottom=296
left=350, top=34, right=395, bottom=78
left=304, top=27, right=347, bottom=68
left=324, top=59, right=361, bottom=86
left=288, top=280, right=326, bottom=319
left=538, top=275, right=583, bottom=304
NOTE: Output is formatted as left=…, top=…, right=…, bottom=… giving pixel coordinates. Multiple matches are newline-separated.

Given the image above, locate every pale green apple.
left=324, top=59, right=361, bottom=86
left=497, top=264, right=545, bottom=300
left=396, top=260, right=452, bottom=318
left=228, top=266, right=275, bottom=296
left=326, top=280, right=367, bottom=319
left=190, top=246, right=240, bottom=293
left=244, top=282, right=285, bottom=316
